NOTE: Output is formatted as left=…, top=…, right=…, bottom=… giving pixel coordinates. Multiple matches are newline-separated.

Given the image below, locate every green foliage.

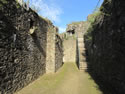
left=85, top=5, right=110, bottom=42
left=85, top=4, right=111, bottom=42
left=87, top=11, right=101, bottom=24
left=100, top=6, right=111, bottom=17
left=0, top=0, right=8, bottom=4
left=0, top=0, right=8, bottom=9
left=85, top=7, right=101, bottom=42
left=16, top=1, right=20, bottom=9
left=84, top=26, right=93, bottom=41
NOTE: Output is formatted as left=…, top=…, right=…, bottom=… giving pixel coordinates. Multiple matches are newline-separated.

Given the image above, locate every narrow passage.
left=16, top=63, right=102, bottom=94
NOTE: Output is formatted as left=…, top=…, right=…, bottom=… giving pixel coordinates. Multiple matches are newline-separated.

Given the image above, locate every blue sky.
left=24, top=0, right=104, bottom=33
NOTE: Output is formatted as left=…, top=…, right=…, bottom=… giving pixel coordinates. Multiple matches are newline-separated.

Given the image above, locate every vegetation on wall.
left=84, top=7, right=102, bottom=41
left=70, top=21, right=84, bottom=25
left=0, top=0, right=8, bottom=9
left=0, top=0, right=8, bottom=4
left=84, top=0, right=125, bottom=93
left=88, top=11, right=101, bottom=23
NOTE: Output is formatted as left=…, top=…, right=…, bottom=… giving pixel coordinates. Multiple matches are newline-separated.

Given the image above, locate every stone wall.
left=46, top=27, right=63, bottom=73
left=66, top=21, right=89, bottom=36
left=63, top=21, right=89, bottom=64
left=63, top=37, right=76, bottom=63
left=55, top=34, right=63, bottom=71
left=0, top=0, right=63, bottom=93
left=84, top=0, right=125, bottom=93
left=46, top=26, right=56, bottom=73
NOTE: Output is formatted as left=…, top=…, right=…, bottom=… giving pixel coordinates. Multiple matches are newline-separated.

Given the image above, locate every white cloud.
left=59, top=27, right=66, bottom=33
left=29, top=0, right=62, bottom=23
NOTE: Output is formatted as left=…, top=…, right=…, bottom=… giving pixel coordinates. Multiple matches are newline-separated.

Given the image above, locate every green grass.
left=16, top=63, right=69, bottom=94
left=37, top=63, right=68, bottom=89
left=16, top=63, right=102, bottom=94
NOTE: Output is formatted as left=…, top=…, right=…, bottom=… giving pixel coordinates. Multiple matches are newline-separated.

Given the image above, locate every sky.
left=24, top=0, right=104, bottom=33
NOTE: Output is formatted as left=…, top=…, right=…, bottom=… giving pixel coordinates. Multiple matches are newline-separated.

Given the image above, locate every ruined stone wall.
left=55, top=34, right=63, bottom=71
left=63, top=37, right=76, bottom=63
left=66, top=21, right=88, bottom=36
left=46, top=26, right=55, bottom=73
left=84, top=0, right=125, bottom=93
left=63, top=21, right=89, bottom=64
left=46, top=27, right=63, bottom=73
left=0, top=0, right=55, bottom=93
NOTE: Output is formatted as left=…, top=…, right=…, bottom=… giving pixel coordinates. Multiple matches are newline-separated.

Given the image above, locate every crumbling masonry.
left=0, top=0, right=63, bottom=93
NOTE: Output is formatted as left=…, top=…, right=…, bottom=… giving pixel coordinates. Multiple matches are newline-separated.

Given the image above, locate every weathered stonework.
left=63, top=37, right=76, bottom=63
left=84, top=0, right=125, bottom=93
left=46, top=26, right=56, bottom=73
left=46, top=27, right=63, bottom=73
left=55, top=34, right=63, bottom=71
left=0, top=0, right=63, bottom=93
left=63, top=21, right=89, bottom=66
left=66, top=21, right=89, bottom=37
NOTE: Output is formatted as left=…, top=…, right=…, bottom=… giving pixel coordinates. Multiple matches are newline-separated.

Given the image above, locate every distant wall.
left=63, top=21, right=89, bottom=63
left=0, top=0, right=63, bottom=93
left=63, top=37, right=76, bottom=63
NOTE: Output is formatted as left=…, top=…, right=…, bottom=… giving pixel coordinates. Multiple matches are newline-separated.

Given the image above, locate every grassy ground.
left=15, top=62, right=102, bottom=94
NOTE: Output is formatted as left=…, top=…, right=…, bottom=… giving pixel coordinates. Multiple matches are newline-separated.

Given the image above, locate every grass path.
left=16, top=62, right=102, bottom=94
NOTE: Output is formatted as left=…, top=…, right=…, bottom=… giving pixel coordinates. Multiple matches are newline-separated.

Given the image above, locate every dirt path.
left=16, top=63, right=102, bottom=94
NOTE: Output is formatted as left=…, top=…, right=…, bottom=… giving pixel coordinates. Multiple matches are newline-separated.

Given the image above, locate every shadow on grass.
left=84, top=48, right=118, bottom=94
